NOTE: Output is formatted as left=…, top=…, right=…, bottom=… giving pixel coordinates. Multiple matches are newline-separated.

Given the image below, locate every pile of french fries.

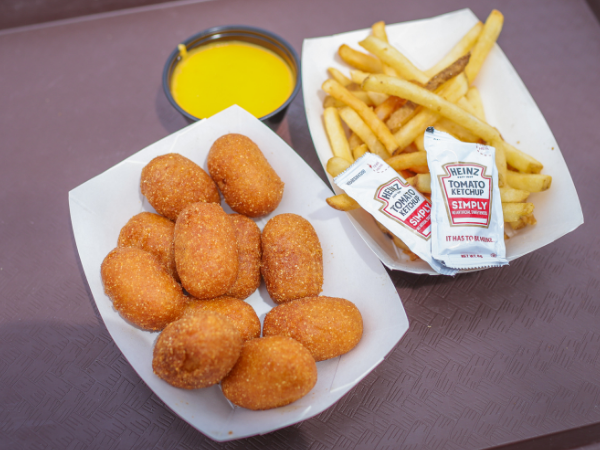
left=321, top=11, right=551, bottom=259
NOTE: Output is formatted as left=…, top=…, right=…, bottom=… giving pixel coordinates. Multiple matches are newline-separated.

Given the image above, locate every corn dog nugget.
left=226, top=214, right=262, bottom=299
left=261, top=213, right=323, bottom=303
left=263, top=296, right=363, bottom=361
left=141, top=153, right=220, bottom=221
left=153, top=311, right=243, bottom=389
left=221, top=336, right=317, bottom=410
left=117, top=212, right=178, bottom=281
left=101, top=247, right=187, bottom=331
left=183, top=296, right=260, bottom=342
left=207, top=134, right=284, bottom=217
left=174, top=202, right=238, bottom=299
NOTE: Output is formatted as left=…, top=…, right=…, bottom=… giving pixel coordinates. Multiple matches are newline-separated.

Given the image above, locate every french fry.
left=359, top=36, right=429, bottom=84
left=382, top=65, right=399, bottom=77
left=465, top=10, right=504, bottom=83
left=348, top=132, right=363, bottom=150
left=495, top=142, right=507, bottom=188
left=509, top=217, right=527, bottom=230
left=323, top=107, right=353, bottom=163
left=325, top=93, right=376, bottom=108
left=371, top=21, right=388, bottom=42
left=326, top=193, right=360, bottom=211
left=367, top=91, right=389, bottom=106
left=434, top=118, right=480, bottom=143
left=364, top=73, right=502, bottom=144
left=339, top=44, right=383, bottom=73
left=385, top=151, right=428, bottom=172
left=350, top=70, right=370, bottom=85
left=502, top=140, right=543, bottom=173
left=322, top=79, right=397, bottom=153
left=328, top=67, right=353, bottom=86
left=500, top=187, right=530, bottom=203
left=411, top=165, right=430, bottom=174
left=323, top=95, right=344, bottom=109
left=385, top=56, right=469, bottom=133
left=370, top=21, right=400, bottom=77
left=457, top=96, right=477, bottom=116
left=389, top=73, right=469, bottom=150
left=408, top=173, right=431, bottom=193
left=506, top=171, right=552, bottom=192
left=375, top=95, right=406, bottom=121
left=414, top=133, right=425, bottom=152
left=503, top=202, right=534, bottom=222
left=425, top=21, right=484, bottom=77
left=353, top=144, right=369, bottom=160
left=522, top=213, right=537, bottom=226
left=424, top=54, right=470, bottom=92
left=338, top=107, right=389, bottom=158
left=466, top=87, right=486, bottom=121
left=348, top=89, right=375, bottom=106
left=326, top=156, right=352, bottom=178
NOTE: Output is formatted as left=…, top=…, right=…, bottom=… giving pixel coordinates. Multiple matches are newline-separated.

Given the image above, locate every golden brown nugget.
left=141, top=153, right=220, bottom=221
left=152, top=311, right=243, bottom=389
left=183, top=296, right=260, bottom=342
left=101, top=247, right=187, bottom=331
left=221, top=336, right=317, bottom=410
left=117, top=212, right=178, bottom=281
left=263, top=296, right=363, bottom=361
left=174, top=202, right=238, bottom=299
left=261, top=213, right=323, bottom=303
left=207, top=134, right=284, bottom=217
left=226, top=214, right=262, bottom=299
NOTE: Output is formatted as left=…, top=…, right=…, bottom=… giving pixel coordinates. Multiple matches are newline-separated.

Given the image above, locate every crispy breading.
left=183, top=296, right=261, bottom=342
left=221, top=336, right=317, bottom=410
left=141, top=153, right=220, bottom=221
left=261, top=213, right=323, bottom=303
left=263, top=296, right=363, bottom=361
left=101, top=247, right=187, bottom=331
left=174, top=202, right=238, bottom=299
left=152, top=311, right=243, bottom=389
left=207, top=134, right=284, bottom=217
left=117, top=212, right=178, bottom=281
left=226, top=214, right=262, bottom=299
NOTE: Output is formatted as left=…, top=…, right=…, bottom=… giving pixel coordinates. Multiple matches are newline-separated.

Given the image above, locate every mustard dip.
left=170, top=41, right=295, bottom=119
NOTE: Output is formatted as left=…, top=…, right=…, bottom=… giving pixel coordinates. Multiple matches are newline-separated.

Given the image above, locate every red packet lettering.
left=335, top=153, right=457, bottom=275
left=425, top=127, right=508, bottom=269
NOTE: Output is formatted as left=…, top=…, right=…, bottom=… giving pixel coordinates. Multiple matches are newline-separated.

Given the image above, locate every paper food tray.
left=302, top=8, right=583, bottom=275
left=69, top=105, right=408, bottom=441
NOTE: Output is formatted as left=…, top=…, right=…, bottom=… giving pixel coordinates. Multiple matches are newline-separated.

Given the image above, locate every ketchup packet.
left=425, top=127, right=508, bottom=269
left=334, top=152, right=457, bottom=276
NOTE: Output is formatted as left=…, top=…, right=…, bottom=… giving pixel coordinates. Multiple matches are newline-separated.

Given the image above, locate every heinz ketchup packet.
left=334, top=153, right=457, bottom=276
left=425, top=127, right=508, bottom=269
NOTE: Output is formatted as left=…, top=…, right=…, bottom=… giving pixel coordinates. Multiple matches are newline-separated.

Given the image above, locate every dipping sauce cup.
left=163, top=26, right=300, bottom=126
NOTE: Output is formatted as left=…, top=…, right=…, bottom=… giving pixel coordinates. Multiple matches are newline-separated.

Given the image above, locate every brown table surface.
left=2, top=0, right=600, bottom=448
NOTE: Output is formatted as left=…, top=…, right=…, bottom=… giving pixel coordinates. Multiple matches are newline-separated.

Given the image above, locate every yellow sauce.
left=170, top=41, right=295, bottom=119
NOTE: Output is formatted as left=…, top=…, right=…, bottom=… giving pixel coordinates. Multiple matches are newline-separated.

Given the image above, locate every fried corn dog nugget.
left=261, top=213, right=323, bottom=303
left=141, top=153, right=220, bottom=221
left=183, top=296, right=260, bottom=342
left=226, top=214, right=262, bottom=299
left=174, top=202, right=238, bottom=299
left=117, top=212, right=178, bottom=281
left=101, top=247, right=187, bottom=331
left=207, top=134, right=284, bottom=217
left=221, top=336, right=317, bottom=410
left=263, top=296, right=363, bottom=361
left=152, top=311, right=243, bottom=389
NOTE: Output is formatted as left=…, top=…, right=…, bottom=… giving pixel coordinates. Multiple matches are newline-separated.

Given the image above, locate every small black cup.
left=163, top=25, right=300, bottom=127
